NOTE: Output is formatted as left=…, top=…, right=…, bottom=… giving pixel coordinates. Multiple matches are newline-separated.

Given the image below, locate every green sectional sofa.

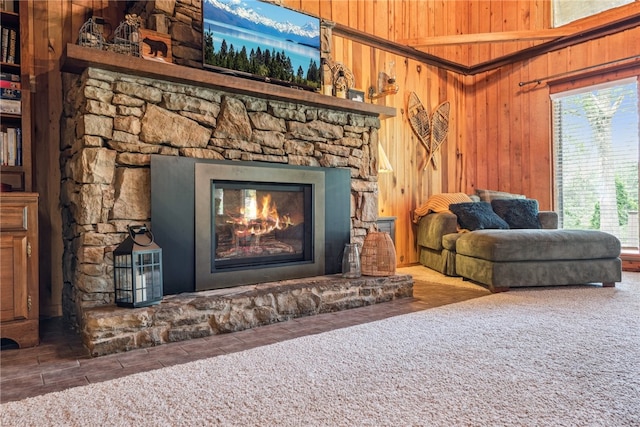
left=417, top=208, right=622, bottom=292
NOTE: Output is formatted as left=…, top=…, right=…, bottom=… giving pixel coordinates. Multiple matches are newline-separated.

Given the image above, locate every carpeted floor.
left=2, top=273, right=639, bottom=426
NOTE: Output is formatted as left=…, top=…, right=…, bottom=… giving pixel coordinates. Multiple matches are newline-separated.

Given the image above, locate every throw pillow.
left=449, top=202, right=509, bottom=231
left=476, top=189, right=526, bottom=202
left=413, top=192, right=473, bottom=222
left=491, top=199, right=542, bottom=229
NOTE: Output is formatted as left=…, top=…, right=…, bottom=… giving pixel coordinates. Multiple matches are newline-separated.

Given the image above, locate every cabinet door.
left=0, top=233, right=28, bottom=322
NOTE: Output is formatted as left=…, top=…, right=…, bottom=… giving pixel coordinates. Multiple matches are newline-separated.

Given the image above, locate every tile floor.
left=0, top=266, right=490, bottom=403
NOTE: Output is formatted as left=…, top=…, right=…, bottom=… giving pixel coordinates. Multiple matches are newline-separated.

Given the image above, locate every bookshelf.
left=0, top=0, right=38, bottom=349
left=1, top=0, right=30, bottom=192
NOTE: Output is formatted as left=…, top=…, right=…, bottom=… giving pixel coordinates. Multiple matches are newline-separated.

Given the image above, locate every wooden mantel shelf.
left=61, top=44, right=396, bottom=119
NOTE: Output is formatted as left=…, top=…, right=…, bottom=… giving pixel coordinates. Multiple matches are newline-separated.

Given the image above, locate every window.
left=552, top=77, right=639, bottom=251
left=552, top=0, right=634, bottom=27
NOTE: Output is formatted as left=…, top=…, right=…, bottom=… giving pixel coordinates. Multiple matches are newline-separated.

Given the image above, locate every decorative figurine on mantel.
left=112, top=14, right=142, bottom=56
left=328, top=61, right=355, bottom=99
left=334, top=70, right=348, bottom=99
left=77, top=17, right=107, bottom=50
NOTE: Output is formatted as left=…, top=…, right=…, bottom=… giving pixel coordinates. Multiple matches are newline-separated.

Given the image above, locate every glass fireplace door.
left=212, top=182, right=313, bottom=271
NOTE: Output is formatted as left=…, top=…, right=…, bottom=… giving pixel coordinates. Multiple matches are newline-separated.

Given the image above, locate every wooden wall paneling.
left=604, top=31, right=633, bottom=60
left=347, top=1, right=358, bottom=38
left=517, top=0, right=530, bottom=53
left=508, top=64, right=524, bottom=194
left=464, top=2, right=480, bottom=193
left=498, top=65, right=512, bottom=193
left=519, top=60, right=532, bottom=198
left=392, top=0, right=405, bottom=42
left=469, top=1, right=493, bottom=194
left=449, top=72, right=465, bottom=193
left=356, top=0, right=366, bottom=35
left=404, top=0, right=413, bottom=41
left=32, top=0, right=51, bottom=315
left=32, top=0, right=61, bottom=316
left=319, top=0, right=332, bottom=21
left=411, top=0, right=425, bottom=42
left=71, top=2, right=92, bottom=44
left=348, top=3, right=363, bottom=92
left=437, top=67, right=450, bottom=189
left=373, top=0, right=388, bottom=39
left=477, top=1, right=492, bottom=66
left=463, top=75, right=476, bottom=193
left=526, top=52, right=552, bottom=209
left=431, top=0, right=447, bottom=63
left=503, top=0, right=522, bottom=194
left=485, top=70, right=500, bottom=191
left=455, top=0, right=469, bottom=66
left=16, top=1, right=33, bottom=194
left=100, top=0, right=121, bottom=32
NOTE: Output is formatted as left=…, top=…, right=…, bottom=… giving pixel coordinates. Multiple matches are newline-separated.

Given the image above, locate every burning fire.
left=229, top=193, right=294, bottom=238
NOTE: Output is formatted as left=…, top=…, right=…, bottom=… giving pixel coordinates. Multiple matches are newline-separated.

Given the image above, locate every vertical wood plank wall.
left=286, top=0, right=640, bottom=266
left=30, top=1, right=639, bottom=315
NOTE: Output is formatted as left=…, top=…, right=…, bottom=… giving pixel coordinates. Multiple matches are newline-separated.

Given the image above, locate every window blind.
left=552, top=77, right=639, bottom=249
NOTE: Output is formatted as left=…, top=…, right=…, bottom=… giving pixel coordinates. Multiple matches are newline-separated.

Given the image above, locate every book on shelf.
left=0, top=98, right=20, bottom=114
left=0, top=87, right=20, bottom=99
left=1, top=130, right=5, bottom=165
left=15, top=126, right=21, bottom=166
left=0, top=1, right=16, bottom=12
left=6, top=27, right=17, bottom=64
left=0, top=72, right=19, bottom=82
left=0, top=79, right=19, bottom=89
left=0, top=125, right=21, bottom=166
left=0, top=84, right=21, bottom=113
left=6, top=126, right=16, bottom=166
left=1, top=26, right=8, bottom=63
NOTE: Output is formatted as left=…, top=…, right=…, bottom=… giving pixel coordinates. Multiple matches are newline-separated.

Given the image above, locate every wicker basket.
left=361, top=231, right=397, bottom=276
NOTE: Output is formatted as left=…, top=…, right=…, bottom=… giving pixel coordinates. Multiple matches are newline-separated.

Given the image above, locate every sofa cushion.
left=442, top=233, right=463, bottom=251
left=491, top=199, right=541, bottom=229
left=449, top=202, right=509, bottom=231
left=476, top=189, right=525, bottom=202
left=455, top=229, right=621, bottom=262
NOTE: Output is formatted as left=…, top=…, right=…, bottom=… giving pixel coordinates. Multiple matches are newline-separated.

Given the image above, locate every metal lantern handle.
left=128, top=224, right=155, bottom=247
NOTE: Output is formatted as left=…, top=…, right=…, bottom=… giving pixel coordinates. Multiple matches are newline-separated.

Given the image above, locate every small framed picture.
left=139, top=29, right=172, bottom=63
left=347, top=89, right=365, bottom=102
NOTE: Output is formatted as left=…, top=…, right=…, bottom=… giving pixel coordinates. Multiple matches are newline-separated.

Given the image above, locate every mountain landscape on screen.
left=203, top=0, right=322, bottom=90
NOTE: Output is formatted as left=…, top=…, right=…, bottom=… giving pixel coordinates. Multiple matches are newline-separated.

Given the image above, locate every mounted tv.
left=202, top=0, right=321, bottom=92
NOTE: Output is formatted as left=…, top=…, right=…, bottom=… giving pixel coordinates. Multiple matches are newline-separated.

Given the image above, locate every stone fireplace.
left=152, top=156, right=351, bottom=294
left=59, top=60, right=411, bottom=356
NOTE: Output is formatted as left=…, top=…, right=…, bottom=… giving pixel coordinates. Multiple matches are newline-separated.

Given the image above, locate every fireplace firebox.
left=211, top=181, right=313, bottom=270
left=151, top=156, right=351, bottom=294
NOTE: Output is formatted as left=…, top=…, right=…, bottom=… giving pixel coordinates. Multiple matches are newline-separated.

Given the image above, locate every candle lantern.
left=113, top=224, right=163, bottom=308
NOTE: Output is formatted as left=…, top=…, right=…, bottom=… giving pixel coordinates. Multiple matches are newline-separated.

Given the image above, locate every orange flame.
left=231, top=193, right=293, bottom=238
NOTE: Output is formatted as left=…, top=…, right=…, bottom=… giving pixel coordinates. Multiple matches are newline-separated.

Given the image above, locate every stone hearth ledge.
left=82, top=274, right=413, bottom=356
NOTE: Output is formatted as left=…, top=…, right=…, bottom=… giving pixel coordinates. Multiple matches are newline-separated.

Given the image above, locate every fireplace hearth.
left=152, top=156, right=351, bottom=294
left=60, top=65, right=390, bottom=353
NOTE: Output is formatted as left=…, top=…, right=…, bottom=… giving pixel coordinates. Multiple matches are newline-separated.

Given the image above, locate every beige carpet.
left=2, top=273, right=639, bottom=426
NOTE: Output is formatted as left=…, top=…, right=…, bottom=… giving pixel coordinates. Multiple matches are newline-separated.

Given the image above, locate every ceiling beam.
left=398, top=28, right=574, bottom=48
left=331, top=10, right=640, bottom=76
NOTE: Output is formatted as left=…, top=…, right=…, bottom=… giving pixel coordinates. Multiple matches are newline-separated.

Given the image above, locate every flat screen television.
left=202, top=0, right=321, bottom=92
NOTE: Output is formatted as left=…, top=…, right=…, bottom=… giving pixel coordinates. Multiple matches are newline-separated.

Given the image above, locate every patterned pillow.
left=413, top=192, right=473, bottom=222
left=491, top=199, right=541, bottom=229
left=449, top=202, right=509, bottom=231
left=476, top=189, right=526, bottom=202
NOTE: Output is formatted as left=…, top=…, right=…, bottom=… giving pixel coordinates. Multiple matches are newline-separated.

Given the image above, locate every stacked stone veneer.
left=60, top=67, right=385, bottom=344
left=85, top=275, right=413, bottom=356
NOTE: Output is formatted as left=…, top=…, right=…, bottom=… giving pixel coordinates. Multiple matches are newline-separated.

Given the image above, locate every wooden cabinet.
left=0, top=192, right=38, bottom=347
left=1, top=0, right=32, bottom=192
